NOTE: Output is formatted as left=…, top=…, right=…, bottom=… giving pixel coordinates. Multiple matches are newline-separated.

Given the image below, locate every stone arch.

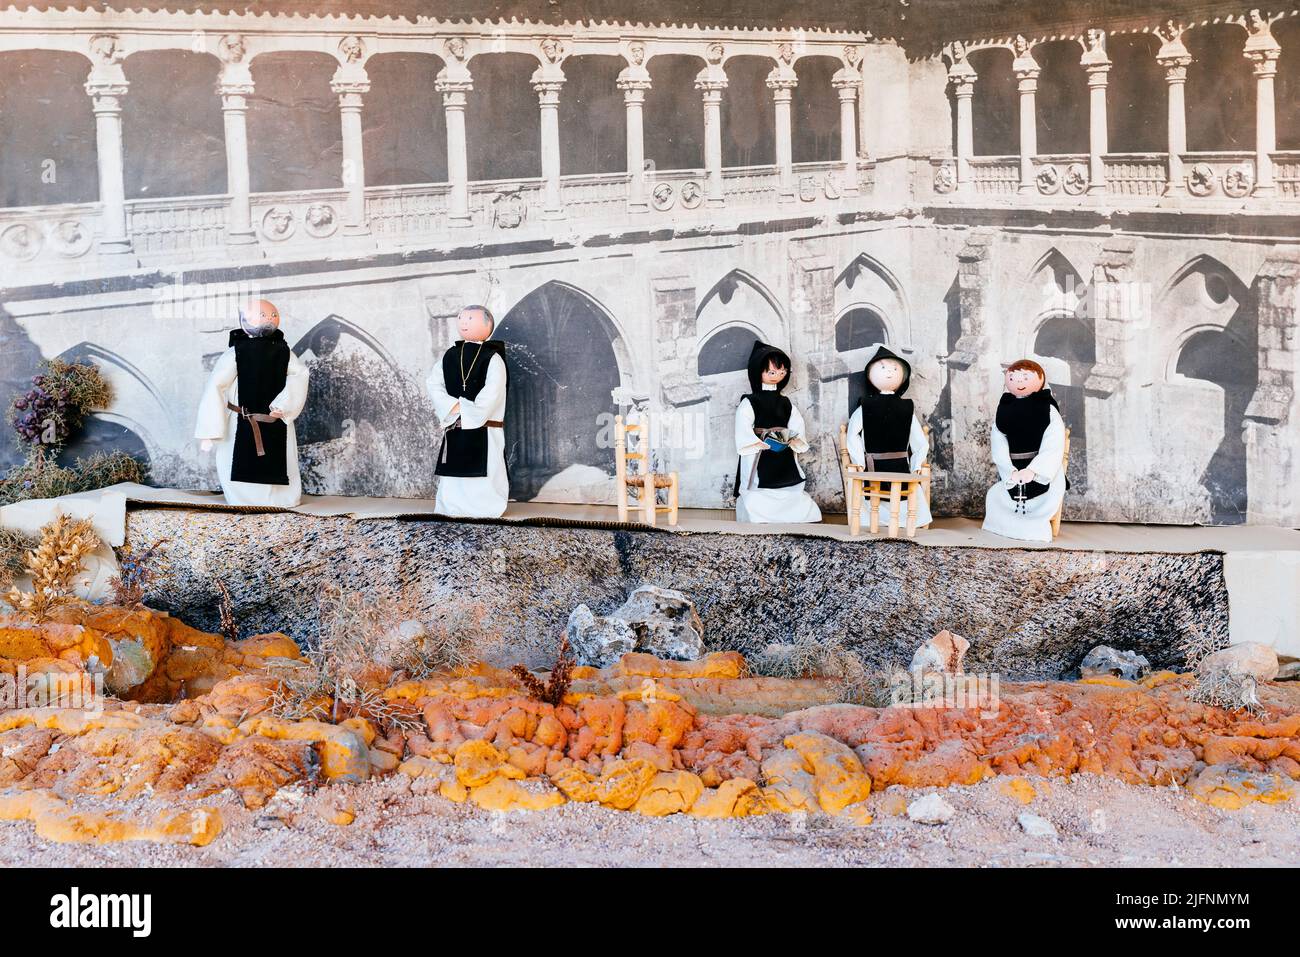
left=560, top=54, right=627, bottom=175
left=967, top=46, right=1016, bottom=156
left=836, top=253, right=909, bottom=328
left=122, top=50, right=225, bottom=199
left=496, top=280, right=627, bottom=502
left=792, top=54, right=840, bottom=163
left=695, top=269, right=785, bottom=345
left=722, top=55, right=776, bottom=167
left=1184, top=22, right=1253, bottom=151
left=697, top=323, right=762, bottom=377
left=1034, top=39, right=1088, bottom=155
left=0, top=50, right=97, bottom=207
left=1019, top=247, right=1086, bottom=332
left=247, top=51, right=342, bottom=192
left=465, top=52, right=541, bottom=181
left=363, top=52, right=447, bottom=186
left=54, top=342, right=166, bottom=469
left=1160, top=256, right=1257, bottom=523
left=644, top=53, right=706, bottom=172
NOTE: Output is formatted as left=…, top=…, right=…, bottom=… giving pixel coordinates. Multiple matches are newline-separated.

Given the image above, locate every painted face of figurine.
left=239, top=299, right=280, bottom=337
left=761, top=358, right=789, bottom=386
left=868, top=357, right=906, bottom=393
left=1005, top=365, right=1045, bottom=398
left=458, top=306, right=494, bottom=343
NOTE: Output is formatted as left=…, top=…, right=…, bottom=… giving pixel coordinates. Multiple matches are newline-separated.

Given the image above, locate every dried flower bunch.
left=511, top=635, right=575, bottom=706
left=9, top=359, right=113, bottom=451
left=109, top=538, right=170, bottom=608
left=5, top=514, right=101, bottom=622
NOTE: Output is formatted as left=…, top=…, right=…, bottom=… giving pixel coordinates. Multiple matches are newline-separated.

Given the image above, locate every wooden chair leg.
left=668, top=473, right=679, bottom=526
left=905, top=488, right=918, bottom=538
left=643, top=471, right=656, bottom=525
left=1051, top=505, right=1063, bottom=538
left=868, top=483, right=881, bottom=535
left=888, top=483, right=902, bottom=538
left=847, top=478, right=861, bottom=536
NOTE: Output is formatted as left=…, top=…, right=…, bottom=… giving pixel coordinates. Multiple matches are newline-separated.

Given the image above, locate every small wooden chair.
left=615, top=414, right=679, bottom=526
left=838, top=422, right=931, bottom=538
left=1050, top=428, right=1071, bottom=539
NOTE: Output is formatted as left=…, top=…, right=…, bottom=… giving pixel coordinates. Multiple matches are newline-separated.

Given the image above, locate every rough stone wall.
left=127, top=507, right=1228, bottom=680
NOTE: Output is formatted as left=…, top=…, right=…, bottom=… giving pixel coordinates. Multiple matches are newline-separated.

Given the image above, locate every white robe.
left=981, top=404, right=1067, bottom=543
left=734, top=387, right=822, bottom=524
left=194, top=347, right=310, bottom=508
left=427, top=350, right=509, bottom=519
left=846, top=399, right=932, bottom=528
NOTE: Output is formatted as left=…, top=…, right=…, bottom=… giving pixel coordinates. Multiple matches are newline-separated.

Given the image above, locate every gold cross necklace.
left=459, top=340, right=485, bottom=391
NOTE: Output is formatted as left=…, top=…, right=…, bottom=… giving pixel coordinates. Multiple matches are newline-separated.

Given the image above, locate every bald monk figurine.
left=195, top=298, right=310, bottom=507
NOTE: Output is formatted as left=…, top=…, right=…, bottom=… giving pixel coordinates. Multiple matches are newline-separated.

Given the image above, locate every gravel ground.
left=4, top=774, right=1296, bottom=868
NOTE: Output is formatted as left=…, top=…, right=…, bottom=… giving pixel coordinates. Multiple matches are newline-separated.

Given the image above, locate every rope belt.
left=864, top=450, right=908, bottom=472
left=226, top=402, right=279, bottom=457
left=440, top=419, right=505, bottom=464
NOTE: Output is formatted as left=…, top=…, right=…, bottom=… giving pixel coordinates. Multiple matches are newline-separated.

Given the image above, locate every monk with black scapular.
left=733, top=341, right=821, bottom=524
left=427, top=304, right=509, bottom=518
left=982, top=358, right=1067, bottom=542
left=195, top=298, right=310, bottom=507
left=846, top=345, right=931, bottom=529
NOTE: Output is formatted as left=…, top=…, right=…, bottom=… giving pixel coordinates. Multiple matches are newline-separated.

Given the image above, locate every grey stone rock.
left=611, top=584, right=704, bottom=661
left=1277, top=660, right=1300, bottom=681
left=1080, top=644, right=1151, bottom=681
left=566, top=603, right=637, bottom=668
left=104, top=637, right=154, bottom=696
left=125, top=508, right=1229, bottom=677
left=910, top=629, right=969, bottom=675
left=907, top=793, right=955, bottom=825
left=1017, top=812, right=1058, bottom=838
left=1200, top=642, right=1279, bottom=682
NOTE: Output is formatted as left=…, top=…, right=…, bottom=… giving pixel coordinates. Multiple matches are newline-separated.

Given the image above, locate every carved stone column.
left=947, top=44, right=977, bottom=190
left=217, top=36, right=255, bottom=246
left=1155, top=24, right=1192, bottom=197
left=832, top=63, right=862, bottom=196
left=436, top=38, right=473, bottom=228
left=1083, top=237, right=1140, bottom=507
left=1244, top=13, right=1282, bottom=196
left=1244, top=249, right=1300, bottom=524
left=695, top=45, right=728, bottom=209
left=1081, top=30, right=1110, bottom=195
left=766, top=55, right=797, bottom=203
left=533, top=39, right=567, bottom=220
left=84, top=35, right=131, bottom=255
left=1012, top=39, right=1040, bottom=195
left=617, top=49, right=652, bottom=212
left=331, top=38, right=370, bottom=237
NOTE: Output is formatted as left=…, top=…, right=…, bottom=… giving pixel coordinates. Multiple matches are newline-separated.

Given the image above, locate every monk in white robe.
left=734, top=341, right=821, bottom=524
left=846, top=345, right=932, bottom=529
left=982, top=359, right=1067, bottom=543
left=195, top=299, right=310, bottom=508
left=427, top=305, right=509, bottom=518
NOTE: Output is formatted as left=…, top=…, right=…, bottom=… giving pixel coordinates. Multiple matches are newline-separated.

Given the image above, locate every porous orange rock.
left=689, top=777, right=769, bottom=818
left=0, top=790, right=222, bottom=845
left=238, top=716, right=370, bottom=783
left=469, top=777, right=565, bottom=812
left=1188, top=765, right=1295, bottom=809
left=633, top=770, right=705, bottom=816
left=616, top=651, right=746, bottom=680
left=590, top=758, right=658, bottom=810
left=454, top=739, right=524, bottom=788
left=782, top=731, right=873, bottom=814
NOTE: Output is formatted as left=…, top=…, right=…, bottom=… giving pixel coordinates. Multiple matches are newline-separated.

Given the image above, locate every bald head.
left=458, top=304, right=495, bottom=342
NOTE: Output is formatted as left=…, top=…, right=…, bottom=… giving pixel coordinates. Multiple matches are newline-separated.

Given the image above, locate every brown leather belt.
left=227, top=402, right=278, bottom=457
left=864, top=450, right=908, bottom=472
left=1010, top=451, right=1037, bottom=463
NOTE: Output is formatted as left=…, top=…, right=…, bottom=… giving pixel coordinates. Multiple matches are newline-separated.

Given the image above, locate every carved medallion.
left=1187, top=162, right=1217, bottom=197
left=650, top=182, right=676, bottom=210
left=1223, top=163, right=1254, bottom=198
left=492, top=189, right=526, bottom=229
left=679, top=180, right=704, bottom=209
left=1035, top=164, right=1061, bottom=195
left=50, top=220, right=93, bottom=257
left=1063, top=163, right=1089, bottom=195
left=260, top=206, right=296, bottom=240
left=933, top=164, right=957, bottom=194
left=823, top=171, right=842, bottom=200
left=798, top=174, right=818, bottom=202
left=302, top=204, right=337, bottom=238
left=0, top=223, right=42, bottom=260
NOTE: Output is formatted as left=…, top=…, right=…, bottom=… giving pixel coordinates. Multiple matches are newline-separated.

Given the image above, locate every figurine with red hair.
left=194, top=298, right=311, bottom=507
left=981, top=358, right=1067, bottom=542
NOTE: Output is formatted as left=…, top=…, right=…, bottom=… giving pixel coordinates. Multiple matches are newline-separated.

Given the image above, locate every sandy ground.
left=2, top=773, right=1296, bottom=868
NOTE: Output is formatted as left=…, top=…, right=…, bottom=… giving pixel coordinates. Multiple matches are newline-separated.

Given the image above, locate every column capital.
left=218, top=61, right=254, bottom=100
left=1243, top=9, right=1282, bottom=61
left=1081, top=28, right=1110, bottom=71
left=1012, top=36, right=1040, bottom=83
left=331, top=62, right=370, bottom=103
left=694, top=63, right=728, bottom=93
left=831, top=66, right=861, bottom=93
left=85, top=75, right=129, bottom=110
left=435, top=64, right=473, bottom=98
left=616, top=64, right=652, bottom=94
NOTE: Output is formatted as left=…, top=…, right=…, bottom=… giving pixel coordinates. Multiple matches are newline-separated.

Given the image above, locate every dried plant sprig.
left=0, top=527, right=39, bottom=590
left=5, top=515, right=101, bottom=622
left=109, top=537, right=171, bottom=608
left=215, top=579, right=238, bottom=644
left=511, top=635, right=575, bottom=706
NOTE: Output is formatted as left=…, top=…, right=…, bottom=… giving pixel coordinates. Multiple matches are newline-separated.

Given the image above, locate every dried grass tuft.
left=749, top=633, right=876, bottom=705
left=511, top=635, right=575, bottom=706
left=5, top=515, right=100, bottom=622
